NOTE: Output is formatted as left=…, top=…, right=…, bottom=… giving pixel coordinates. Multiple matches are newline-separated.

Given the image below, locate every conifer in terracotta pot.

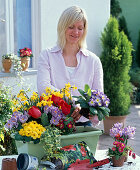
left=100, top=17, right=133, bottom=134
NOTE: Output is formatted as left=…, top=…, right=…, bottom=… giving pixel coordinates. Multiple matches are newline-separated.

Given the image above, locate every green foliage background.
left=100, top=17, right=133, bottom=116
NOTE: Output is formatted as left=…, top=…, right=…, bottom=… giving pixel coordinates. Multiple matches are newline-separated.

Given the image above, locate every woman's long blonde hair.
left=57, top=6, right=88, bottom=49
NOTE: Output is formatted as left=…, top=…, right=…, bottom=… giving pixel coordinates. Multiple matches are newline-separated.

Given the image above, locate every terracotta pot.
left=1, top=158, right=17, bottom=170
left=103, top=115, right=127, bottom=135
left=2, top=59, right=12, bottom=73
left=124, top=151, right=128, bottom=162
left=112, top=156, right=125, bottom=167
left=21, top=57, right=30, bottom=71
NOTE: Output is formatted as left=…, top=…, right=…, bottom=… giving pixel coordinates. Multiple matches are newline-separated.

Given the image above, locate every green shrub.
left=100, top=17, right=133, bottom=116
left=129, top=67, right=140, bottom=88
left=119, top=16, right=131, bottom=41
left=111, top=0, right=122, bottom=18
left=136, top=31, right=140, bottom=67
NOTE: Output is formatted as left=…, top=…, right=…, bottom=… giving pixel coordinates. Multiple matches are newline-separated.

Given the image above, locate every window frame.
left=1, top=0, right=41, bottom=71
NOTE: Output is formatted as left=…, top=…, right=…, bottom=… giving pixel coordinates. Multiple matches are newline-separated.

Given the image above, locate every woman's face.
left=65, top=20, right=84, bottom=46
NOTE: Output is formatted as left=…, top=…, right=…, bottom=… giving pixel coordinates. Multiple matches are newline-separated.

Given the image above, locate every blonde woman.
left=37, top=6, right=103, bottom=126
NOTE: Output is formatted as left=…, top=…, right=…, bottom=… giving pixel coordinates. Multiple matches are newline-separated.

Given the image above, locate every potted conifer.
left=100, top=17, right=133, bottom=134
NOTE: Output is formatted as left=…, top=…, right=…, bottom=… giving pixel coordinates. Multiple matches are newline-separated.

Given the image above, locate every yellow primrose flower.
left=31, top=132, right=39, bottom=139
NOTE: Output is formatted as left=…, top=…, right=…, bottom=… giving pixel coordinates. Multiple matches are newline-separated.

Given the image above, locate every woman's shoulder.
left=81, top=48, right=100, bottom=60
left=40, top=45, right=61, bottom=54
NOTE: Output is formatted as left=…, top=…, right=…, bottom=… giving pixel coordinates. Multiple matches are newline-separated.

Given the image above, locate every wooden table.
left=0, top=150, right=140, bottom=169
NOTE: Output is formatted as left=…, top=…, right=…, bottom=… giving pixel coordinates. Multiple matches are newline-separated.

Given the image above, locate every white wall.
left=0, top=73, right=37, bottom=96
left=40, top=0, right=110, bottom=56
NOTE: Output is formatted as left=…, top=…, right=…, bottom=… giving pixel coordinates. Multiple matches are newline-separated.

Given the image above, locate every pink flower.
left=129, top=150, right=132, bottom=156
left=80, top=146, right=87, bottom=157
left=59, top=123, right=64, bottom=129
left=132, top=153, right=136, bottom=159
left=67, top=123, right=73, bottom=129
left=118, top=147, right=124, bottom=153
left=113, top=141, right=119, bottom=145
left=115, top=133, right=120, bottom=139
left=119, top=138, right=124, bottom=142
left=120, top=143, right=125, bottom=148
left=112, top=147, right=116, bottom=151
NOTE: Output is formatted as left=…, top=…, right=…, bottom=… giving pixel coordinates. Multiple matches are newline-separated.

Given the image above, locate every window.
left=0, top=0, right=40, bottom=71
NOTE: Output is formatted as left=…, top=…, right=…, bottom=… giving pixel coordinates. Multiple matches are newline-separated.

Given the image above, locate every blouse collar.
left=49, top=45, right=89, bottom=57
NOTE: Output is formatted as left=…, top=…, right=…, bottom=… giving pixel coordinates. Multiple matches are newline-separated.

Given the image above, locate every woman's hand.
left=89, top=114, right=100, bottom=126
left=71, top=107, right=81, bottom=121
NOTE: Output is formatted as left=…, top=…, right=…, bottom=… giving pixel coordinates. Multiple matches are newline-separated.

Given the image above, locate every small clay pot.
left=1, top=158, right=17, bottom=170
left=20, top=57, right=30, bottom=71
left=112, top=156, right=125, bottom=167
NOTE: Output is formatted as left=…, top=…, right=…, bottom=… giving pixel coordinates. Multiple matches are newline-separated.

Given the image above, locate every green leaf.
left=41, top=113, right=49, bottom=126
left=89, top=107, right=98, bottom=115
left=72, top=96, right=80, bottom=99
left=84, top=84, right=90, bottom=92
left=77, top=98, right=89, bottom=108
left=87, top=89, right=91, bottom=97
left=78, top=89, right=85, bottom=97
left=15, top=134, right=24, bottom=141
left=99, top=107, right=110, bottom=117
left=97, top=110, right=104, bottom=121
left=100, top=107, right=110, bottom=113
left=24, top=136, right=32, bottom=142
left=33, top=138, right=40, bottom=144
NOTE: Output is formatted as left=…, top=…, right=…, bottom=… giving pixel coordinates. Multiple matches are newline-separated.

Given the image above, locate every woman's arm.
left=37, top=50, right=59, bottom=96
left=92, top=57, right=104, bottom=92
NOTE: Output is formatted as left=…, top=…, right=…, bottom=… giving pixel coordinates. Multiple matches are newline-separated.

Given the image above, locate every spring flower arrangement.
left=108, top=122, right=136, bottom=160
left=5, top=83, right=77, bottom=144
left=74, top=84, right=110, bottom=121
left=18, top=47, right=33, bottom=58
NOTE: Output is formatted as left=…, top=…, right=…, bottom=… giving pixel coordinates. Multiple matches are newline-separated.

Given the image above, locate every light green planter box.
left=15, top=140, right=44, bottom=162
left=60, top=126, right=102, bottom=155
left=13, top=126, right=102, bottom=161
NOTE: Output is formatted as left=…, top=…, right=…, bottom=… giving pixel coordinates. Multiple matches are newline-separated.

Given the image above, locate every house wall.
left=40, top=0, right=110, bottom=56
left=0, top=0, right=110, bottom=95
left=118, top=0, right=140, bottom=50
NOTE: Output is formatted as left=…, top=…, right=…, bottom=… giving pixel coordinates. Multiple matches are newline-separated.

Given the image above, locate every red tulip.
left=28, top=106, right=41, bottom=118
left=51, top=95, right=62, bottom=105
left=59, top=100, right=71, bottom=115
